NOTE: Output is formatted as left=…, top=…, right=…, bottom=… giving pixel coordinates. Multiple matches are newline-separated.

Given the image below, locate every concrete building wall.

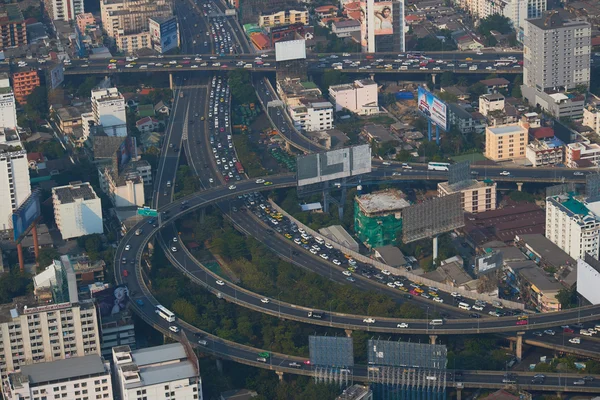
left=0, top=151, right=31, bottom=231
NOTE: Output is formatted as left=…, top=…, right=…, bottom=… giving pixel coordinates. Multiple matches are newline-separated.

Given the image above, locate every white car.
left=574, top=172, right=584, bottom=176
left=500, top=171, right=511, bottom=176
left=381, top=270, right=391, bottom=276
left=209, top=178, right=214, bottom=183
left=260, top=298, right=269, bottom=304
left=173, top=237, right=178, bottom=242
left=394, top=281, right=403, bottom=287
left=216, top=280, right=225, bottom=286
left=169, top=326, right=180, bottom=333
left=581, top=329, right=593, bottom=336
left=324, top=243, right=333, bottom=249
left=363, top=318, right=376, bottom=324
left=256, top=179, right=265, bottom=184
left=451, top=292, right=461, bottom=297
left=125, top=245, right=131, bottom=251
left=320, top=253, right=329, bottom=260
left=387, top=282, right=395, bottom=288
left=332, top=259, right=341, bottom=266
left=544, top=329, right=555, bottom=336
left=171, top=247, right=177, bottom=252
left=228, top=185, right=236, bottom=190
left=309, top=248, right=318, bottom=255
left=342, top=270, right=352, bottom=277
left=433, top=297, right=444, bottom=303
left=569, top=337, right=581, bottom=344
left=397, top=323, right=409, bottom=328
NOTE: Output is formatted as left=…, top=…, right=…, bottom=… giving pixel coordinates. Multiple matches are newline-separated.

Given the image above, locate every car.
left=583, top=376, right=595, bottom=382
left=136, top=299, right=144, bottom=306
left=569, top=337, right=581, bottom=344
left=469, top=313, right=481, bottom=318
left=320, top=253, right=329, bottom=260
left=451, top=292, right=461, bottom=297
left=574, top=171, right=584, bottom=176
left=363, top=318, right=376, bottom=324
left=397, top=323, right=409, bottom=328
left=255, top=179, right=265, bottom=184
left=342, top=270, right=352, bottom=277
left=125, top=244, right=131, bottom=251
left=209, top=178, right=214, bottom=183
left=500, top=171, right=511, bottom=176
left=260, top=298, right=269, bottom=304
left=433, top=297, right=444, bottom=303
left=309, top=248, right=318, bottom=255
left=532, top=331, right=543, bottom=337
left=169, top=326, right=180, bottom=333
left=258, top=352, right=270, bottom=358
left=573, top=380, right=586, bottom=386
left=387, top=282, right=395, bottom=288
left=563, top=327, right=574, bottom=333
left=173, top=236, right=178, bottom=242
left=228, top=185, right=236, bottom=190
left=264, top=181, right=273, bottom=186
left=216, top=280, right=225, bottom=286
left=346, top=277, right=356, bottom=282
left=581, top=329, right=593, bottom=336
left=332, top=259, right=341, bottom=266
left=171, top=247, right=177, bottom=252
left=381, top=270, right=391, bottom=276
left=544, top=329, right=556, bottom=336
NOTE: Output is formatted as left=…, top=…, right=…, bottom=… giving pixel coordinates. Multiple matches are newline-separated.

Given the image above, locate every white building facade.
left=583, top=105, right=600, bottom=135
left=91, top=87, right=127, bottom=137
left=0, top=74, right=17, bottom=129
left=98, top=168, right=145, bottom=208
left=44, top=0, right=85, bottom=21
left=0, top=150, right=31, bottom=231
left=288, top=101, right=333, bottom=132
left=577, top=257, right=600, bottom=305
left=329, top=79, right=379, bottom=115
left=52, top=182, right=103, bottom=240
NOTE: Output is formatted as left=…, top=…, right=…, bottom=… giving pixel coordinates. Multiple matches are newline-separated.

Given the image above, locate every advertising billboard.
left=309, top=336, right=354, bottom=368
left=372, top=1, right=393, bottom=35
left=296, top=144, right=372, bottom=186
left=12, top=191, right=41, bottom=242
left=117, top=136, right=137, bottom=170
left=475, top=251, right=503, bottom=276
left=417, top=86, right=448, bottom=131
left=402, top=193, right=464, bottom=244
left=49, top=64, right=64, bottom=90
left=367, top=340, right=447, bottom=369
left=275, top=39, right=307, bottom=62
left=93, top=285, right=130, bottom=317
left=149, top=16, right=179, bottom=54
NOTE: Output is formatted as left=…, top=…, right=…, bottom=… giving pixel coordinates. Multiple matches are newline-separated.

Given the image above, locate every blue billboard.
left=12, top=191, right=41, bottom=242
left=150, top=16, right=179, bottom=54
left=417, top=86, right=448, bottom=131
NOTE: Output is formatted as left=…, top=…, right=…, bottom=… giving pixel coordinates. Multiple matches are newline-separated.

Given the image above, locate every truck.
left=235, top=162, right=244, bottom=174
left=308, top=311, right=323, bottom=319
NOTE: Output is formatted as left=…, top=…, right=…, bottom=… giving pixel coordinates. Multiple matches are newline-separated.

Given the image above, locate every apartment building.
left=11, top=70, right=40, bottom=104
left=288, top=100, right=333, bottom=132
left=76, top=12, right=95, bottom=32
left=98, top=167, right=145, bottom=208
left=91, top=87, right=127, bottom=137
left=44, top=0, right=85, bottom=21
left=276, top=77, right=323, bottom=107
left=113, top=343, right=203, bottom=400
left=52, top=182, right=103, bottom=240
left=484, top=123, right=528, bottom=161
left=0, top=4, right=27, bottom=50
left=329, top=79, right=379, bottom=116
left=116, top=30, right=151, bottom=53
left=565, top=141, right=600, bottom=168
left=526, top=138, right=564, bottom=167
left=0, top=73, right=17, bottom=129
left=258, top=8, right=308, bottom=28
left=583, top=104, right=600, bottom=135
left=101, top=0, right=172, bottom=37
left=3, top=355, right=112, bottom=400
left=438, top=180, right=497, bottom=214
left=0, top=144, right=30, bottom=231
left=447, top=103, right=486, bottom=135
left=479, top=93, right=505, bottom=117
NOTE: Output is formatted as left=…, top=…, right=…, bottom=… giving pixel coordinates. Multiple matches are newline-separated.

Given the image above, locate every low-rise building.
left=362, top=124, right=396, bottom=143
left=565, top=141, right=600, bottom=168
left=522, top=88, right=585, bottom=119
left=438, top=179, right=497, bottom=213
left=331, top=19, right=361, bottom=37
left=0, top=4, right=27, bottom=50
left=526, top=138, right=564, bottom=167
left=12, top=70, right=40, bottom=104
left=479, top=93, right=505, bottom=116
left=505, top=260, right=562, bottom=312
left=136, top=116, right=160, bottom=132
left=288, top=100, right=333, bottom=132
left=277, top=77, right=322, bottom=107
left=113, top=343, right=203, bottom=400
left=577, top=255, right=600, bottom=305
left=52, top=182, right=103, bottom=240
left=4, top=355, right=113, bottom=400
left=373, top=245, right=408, bottom=269
left=99, top=167, right=145, bottom=208
left=329, top=79, right=378, bottom=116
left=484, top=122, right=529, bottom=161
left=76, top=12, right=96, bottom=32
left=60, top=253, right=106, bottom=287
left=447, top=103, right=486, bottom=134
left=479, top=77, right=510, bottom=94
left=583, top=103, right=600, bottom=135
left=318, top=225, right=359, bottom=252
left=258, top=8, right=308, bottom=27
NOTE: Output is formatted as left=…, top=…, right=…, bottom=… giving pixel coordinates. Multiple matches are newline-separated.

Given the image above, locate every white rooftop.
left=18, top=355, right=106, bottom=383
left=356, top=190, right=410, bottom=215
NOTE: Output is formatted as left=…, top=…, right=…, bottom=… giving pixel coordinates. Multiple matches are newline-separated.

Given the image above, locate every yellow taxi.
left=414, top=288, right=424, bottom=294
left=284, top=233, right=292, bottom=239
left=110, top=59, right=117, bottom=63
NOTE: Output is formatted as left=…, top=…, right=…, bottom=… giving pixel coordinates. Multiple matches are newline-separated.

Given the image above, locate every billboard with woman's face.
left=373, top=1, right=393, bottom=35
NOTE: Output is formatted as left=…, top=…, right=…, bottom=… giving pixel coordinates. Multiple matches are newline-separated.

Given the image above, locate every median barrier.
left=268, top=199, right=524, bottom=310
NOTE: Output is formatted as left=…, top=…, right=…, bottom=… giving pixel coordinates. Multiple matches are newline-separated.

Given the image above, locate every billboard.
left=49, top=64, right=64, bottom=90
left=296, top=144, right=372, bottom=186
left=367, top=340, right=447, bottom=369
left=309, top=336, right=354, bottom=368
left=275, top=39, right=307, bottom=62
left=93, top=285, right=130, bottom=317
left=117, top=136, right=138, bottom=170
left=402, top=193, right=464, bottom=243
left=149, top=16, right=179, bottom=54
left=372, top=1, right=393, bottom=35
left=417, top=86, right=448, bottom=131
left=12, top=191, right=41, bottom=242
left=475, top=250, right=503, bottom=276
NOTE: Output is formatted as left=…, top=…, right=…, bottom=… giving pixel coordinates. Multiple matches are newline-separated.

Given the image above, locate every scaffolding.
left=354, top=201, right=403, bottom=249
left=368, top=367, right=447, bottom=400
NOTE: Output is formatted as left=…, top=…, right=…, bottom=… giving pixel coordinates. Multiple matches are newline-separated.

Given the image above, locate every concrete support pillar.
left=32, top=224, right=39, bottom=263
left=556, top=392, right=563, bottom=399
left=431, top=73, right=437, bottom=85
left=456, top=388, right=462, bottom=400
left=17, top=243, right=24, bottom=272
left=216, top=358, right=223, bottom=373
left=516, top=334, right=523, bottom=361
left=345, top=329, right=353, bottom=338
left=517, top=182, right=523, bottom=192
left=169, top=73, right=174, bottom=90
left=430, top=335, right=437, bottom=345
left=285, top=141, right=291, bottom=152
left=276, top=371, right=284, bottom=382
left=432, top=236, right=439, bottom=265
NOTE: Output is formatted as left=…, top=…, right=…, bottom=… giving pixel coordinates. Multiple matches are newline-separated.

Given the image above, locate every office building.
left=438, top=180, right=497, bottom=214
left=11, top=70, right=40, bottom=105
left=288, top=100, right=333, bottom=132
left=546, top=193, right=600, bottom=260
left=44, top=0, right=85, bottom=21
left=0, top=132, right=30, bottom=231
left=113, top=343, right=203, bottom=400
left=0, top=4, right=27, bottom=50
left=361, top=0, right=405, bottom=53
left=329, top=79, right=378, bottom=116
left=91, top=87, right=127, bottom=137
left=484, top=123, right=528, bottom=161
left=52, top=182, right=103, bottom=240
left=258, top=8, right=308, bottom=28
left=0, top=270, right=100, bottom=379
left=0, top=73, right=17, bottom=129
left=3, top=355, right=112, bottom=400
left=522, top=11, right=591, bottom=116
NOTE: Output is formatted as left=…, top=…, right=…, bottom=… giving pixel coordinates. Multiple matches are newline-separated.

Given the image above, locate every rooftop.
left=516, top=234, right=576, bottom=268
left=487, top=124, right=526, bottom=136
left=507, top=260, right=563, bottom=293
left=481, top=93, right=505, bottom=102
left=362, top=124, right=396, bottom=143
left=333, top=19, right=361, bottom=28
left=10, top=355, right=106, bottom=387
left=356, top=189, right=410, bottom=215
left=374, top=245, right=407, bottom=267
left=480, top=78, right=510, bottom=87
left=438, top=179, right=490, bottom=193
left=319, top=225, right=359, bottom=250
left=528, top=10, right=589, bottom=30
left=53, top=182, right=97, bottom=204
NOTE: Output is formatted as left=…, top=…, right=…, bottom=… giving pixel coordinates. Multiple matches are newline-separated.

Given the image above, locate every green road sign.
left=137, top=207, right=158, bottom=217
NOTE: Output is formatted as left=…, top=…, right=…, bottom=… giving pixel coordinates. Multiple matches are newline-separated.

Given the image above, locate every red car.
left=409, top=289, right=419, bottom=296
left=563, top=327, right=574, bottom=333
left=516, top=320, right=528, bottom=325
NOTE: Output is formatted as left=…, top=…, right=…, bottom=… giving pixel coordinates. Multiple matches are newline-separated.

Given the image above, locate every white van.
left=429, top=319, right=444, bottom=326
left=315, top=237, right=324, bottom=245
left=458, top=302, right=471, bottom=311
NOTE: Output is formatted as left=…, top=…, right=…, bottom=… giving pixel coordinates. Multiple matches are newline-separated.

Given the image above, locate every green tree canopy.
left=228, top=69, right=257, bottom=104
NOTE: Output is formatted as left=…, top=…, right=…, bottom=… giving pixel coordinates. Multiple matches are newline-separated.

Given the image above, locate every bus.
left=155, top=305, right=176, bottom=322
left=428, top=162, right=450, bottom=171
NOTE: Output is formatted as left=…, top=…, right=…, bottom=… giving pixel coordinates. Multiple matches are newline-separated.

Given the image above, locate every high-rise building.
left=11, top=70, right=40, bottom=104
left=0, top=132, right=30, bottom=231
left=52, top=182, right=103, bottom=240
left=546, top=193, right=600, bottom=260
left=361, top=0, right=405, bottom=53
left=44, top=0, right=85, bottom=21
left=3, top=355, right=113, bottom=399
left=0, top=73, right=17, bottom=129
left=113, top=343, right=203, bottom=400
left=0, top=4, right=27, bottom=50
left=91, top=87, right=127, bottom=137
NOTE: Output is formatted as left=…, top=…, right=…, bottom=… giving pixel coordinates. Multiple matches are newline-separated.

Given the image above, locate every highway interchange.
left=107, top=0, right=600, bottom=391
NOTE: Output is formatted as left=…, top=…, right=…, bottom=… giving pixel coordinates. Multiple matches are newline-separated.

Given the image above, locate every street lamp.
left=278, top=290, right=283, bottom=319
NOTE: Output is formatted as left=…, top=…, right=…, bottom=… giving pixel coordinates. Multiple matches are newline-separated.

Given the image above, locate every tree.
left=374, top=140, right=399, bottom=157
left=440, top=71, right=455, bottom=87
left=37, top=248, right=60, bottom=268
left=437, top=91, right=458, bottom=103
left=468, top=82, right=488, bottom=98
left=24, top=86, right=48, bottom=118
left=556, top=287, right=578, bottom=309
left=77, top=77, right=100, bottom=98
left=478, top=15, right=513, bottom=36
left=228, top=70, right=257, bottom=104
left=321, top=70, right=345, bottom=88
left=508, top=191, right=535, bottom=203
left=418, top=140, right=440, bottom=158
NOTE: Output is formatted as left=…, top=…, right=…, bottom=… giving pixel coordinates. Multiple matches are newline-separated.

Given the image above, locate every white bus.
left=458, top=302, right=471, bottom=311
left=155, top=305, right=176, bottom=322
left=428, top=162, right=451, bottom=171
